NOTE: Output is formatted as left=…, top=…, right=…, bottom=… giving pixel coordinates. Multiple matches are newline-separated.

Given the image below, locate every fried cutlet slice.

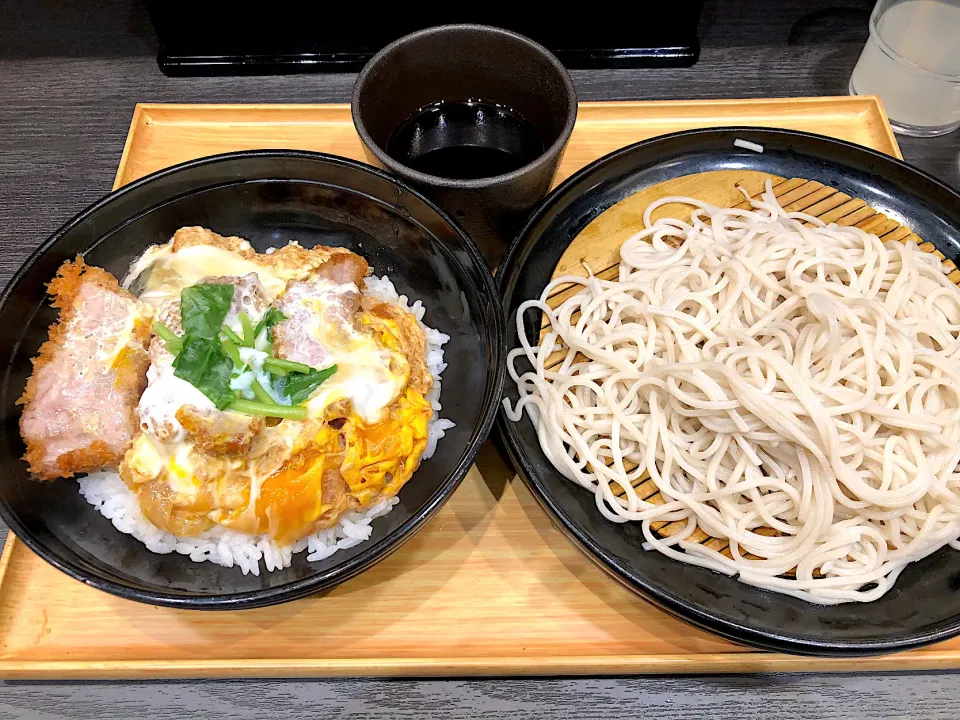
left=19, top=257, right=152, bottom=480
left=170, top=226, right=254, bottom=256
left=169, top=226, right=358, bottom=280
left=361, top=297, right=433, bottom=395
left=272, top=279, right=364, bottom=368
left=269, top=250, right=371, bottom=367
left=310, top=251, right=369, bottom=287
left=175, top=405, right=265, bottom=456
left=271, top=268, right=430, bottom=397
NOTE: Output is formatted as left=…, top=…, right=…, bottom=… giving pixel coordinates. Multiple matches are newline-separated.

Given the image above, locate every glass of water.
left=849, top=0, right=960, bottom=137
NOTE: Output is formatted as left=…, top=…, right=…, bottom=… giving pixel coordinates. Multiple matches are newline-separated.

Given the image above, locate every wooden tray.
left=8, top=97, right=959, bottom=680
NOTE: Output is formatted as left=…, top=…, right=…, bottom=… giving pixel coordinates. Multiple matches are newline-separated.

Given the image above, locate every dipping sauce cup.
left=352, top=24, right=578, bottom=267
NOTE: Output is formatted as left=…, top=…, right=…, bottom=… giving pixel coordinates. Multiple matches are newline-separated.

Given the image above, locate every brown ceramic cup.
left=351, top=24, right=577, bottom=268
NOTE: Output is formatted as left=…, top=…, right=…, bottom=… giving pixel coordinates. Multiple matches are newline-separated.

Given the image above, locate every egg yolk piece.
left=255, top=436, right=340, bottom=546
left=254, top=387, right=433, bottom=543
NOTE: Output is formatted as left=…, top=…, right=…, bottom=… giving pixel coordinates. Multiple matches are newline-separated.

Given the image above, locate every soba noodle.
left=504, top=181, right=960, bottom=604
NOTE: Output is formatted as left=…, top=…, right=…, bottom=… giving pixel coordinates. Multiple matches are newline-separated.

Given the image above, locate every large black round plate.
left=0, top=150, right=505, bottom=610
left=497, top=127, right=960, bottom=656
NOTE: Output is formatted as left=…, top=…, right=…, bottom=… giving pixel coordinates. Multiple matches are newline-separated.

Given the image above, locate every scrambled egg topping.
left=119, top=229, right=434, bottom=545
left=255, top=387, right=432, bottom=544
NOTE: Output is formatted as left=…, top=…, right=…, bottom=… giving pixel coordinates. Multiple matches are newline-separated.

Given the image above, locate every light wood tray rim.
left=4, top=97, right=934, bottom=680
left=6, top=650, right=960, bottom=680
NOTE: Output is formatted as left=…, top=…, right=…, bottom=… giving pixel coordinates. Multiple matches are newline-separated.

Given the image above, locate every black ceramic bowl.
left=0, top=150, right=505, bottom=610
left=498, top=127, right=960, bottom=656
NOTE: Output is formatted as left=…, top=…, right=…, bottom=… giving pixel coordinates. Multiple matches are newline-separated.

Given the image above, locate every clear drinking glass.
left=849, top=0, right=960, bottom=137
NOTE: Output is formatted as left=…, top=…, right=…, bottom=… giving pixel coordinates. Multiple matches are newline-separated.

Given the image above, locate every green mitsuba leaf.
left=180, top=283, right=235, bottom=340
left=173, top=336, right=236, bottom=410
left=281, top=364, right=338, bottom=405
left=254, top=307, right=287, bottom=340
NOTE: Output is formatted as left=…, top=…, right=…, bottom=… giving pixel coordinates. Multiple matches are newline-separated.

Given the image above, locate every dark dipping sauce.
left=385, top=100, right=544, bottom=180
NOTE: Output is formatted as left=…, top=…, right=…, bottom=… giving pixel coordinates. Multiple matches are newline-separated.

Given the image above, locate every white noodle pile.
left=504, top=181, right=960, bottom=604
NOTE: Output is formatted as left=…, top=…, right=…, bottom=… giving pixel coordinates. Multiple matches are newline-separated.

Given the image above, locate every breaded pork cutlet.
left=170, top=226, right=355, bottom=280
left=270, top=252, right=370, bottom=369
left=19, top=257, right=152, bottom=480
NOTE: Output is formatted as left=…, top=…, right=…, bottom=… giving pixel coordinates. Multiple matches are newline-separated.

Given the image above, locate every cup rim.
left=351, top=23, right=578, bottom=189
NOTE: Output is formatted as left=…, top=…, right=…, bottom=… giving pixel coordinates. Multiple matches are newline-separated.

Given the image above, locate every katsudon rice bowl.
left=0, top=151, right=503, bottom=610
left=18, top=226, right=455, bottom=577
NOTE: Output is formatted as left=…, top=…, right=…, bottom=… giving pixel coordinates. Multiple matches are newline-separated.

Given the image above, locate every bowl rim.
left=0, top=148, right=506, bottom=610
left=495, top=125, right=960, bottom=655
left=351, top=23, right=578, bottom=190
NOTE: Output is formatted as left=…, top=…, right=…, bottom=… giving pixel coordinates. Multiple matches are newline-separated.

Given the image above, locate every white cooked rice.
left=77, top=273, right=454, bottom=576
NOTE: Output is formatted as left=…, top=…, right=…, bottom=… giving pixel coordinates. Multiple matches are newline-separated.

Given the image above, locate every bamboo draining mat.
left=7, top=98, right=960, bottom=680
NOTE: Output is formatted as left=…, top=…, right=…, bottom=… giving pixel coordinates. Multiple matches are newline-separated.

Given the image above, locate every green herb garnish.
left=221, top=324, right=244, bottom=346
left=152, top=321, right=182, bottom=355
left=228, top=398, right=307, bottom=420
left=263, top=357, right=313, bottom=375
left=249, top=377, right=275, bottom=405
left=238, top=311, right=255, bottom=347
left=157, top=281, right=332, bottom=418
left=254, top=307, right=286, bottom=341
left=220, top=336, right=243, bottom=369
left=180, top=284, right=235, bottom=339
left=172, top=336, right=236, bottom=409
left=281, top=364, right=338, bottom=404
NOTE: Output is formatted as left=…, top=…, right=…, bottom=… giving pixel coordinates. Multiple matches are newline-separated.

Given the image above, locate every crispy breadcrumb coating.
left=19, top=257, right=152, bottom=479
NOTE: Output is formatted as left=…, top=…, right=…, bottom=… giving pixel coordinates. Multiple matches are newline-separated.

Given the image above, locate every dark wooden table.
left=2, top=1, right=959, bottom=718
